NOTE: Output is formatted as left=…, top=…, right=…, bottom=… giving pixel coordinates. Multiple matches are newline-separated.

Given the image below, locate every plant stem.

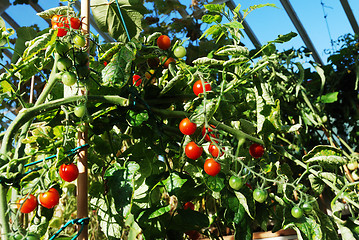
left=0, top=185, right=10, bottom=240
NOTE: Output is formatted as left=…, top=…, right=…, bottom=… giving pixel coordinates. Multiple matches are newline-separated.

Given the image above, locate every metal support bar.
left=225, top=0, right=261, bottom=49
left=29, top=0, right=51, bottom=26
left=279, top=0, right=323, bottom=65
left=1, top=11, right=20, bottom=30
left=74, top=1, right=114, bottom=42
left=2, top=49, right=12, bottom=60
left=339, top=0, right=359, bottom=35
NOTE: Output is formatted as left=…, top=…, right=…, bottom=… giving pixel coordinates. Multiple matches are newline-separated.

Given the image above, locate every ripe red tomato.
left=161, top=57, right=175, bottom=68
left=179, top=118, right=197, bottom=135
left=193, top=80, right=211, bottom=96
left=70, top=17, right=82, bottom=29
left=53, top=22, right=69, bottom=37
left=157, top=35, right=171, bottom=50
left=249, top=143, right=265, bottom=158
left=201, top=125, right=217, bottom=142
left=59, top=163, right=79, bottom=182
left=183, top=202, right=195, bottom=210
left=17, top=194, right=37, bottom=213
left=39, top=188, right=60, bottom=209
left=185, top=142, right=203, bottom=160
left=132, top=75, right=142, bottom=86
left=208, top=143, right=224, bottom=157
left=204, top=158, right=221, bottom=176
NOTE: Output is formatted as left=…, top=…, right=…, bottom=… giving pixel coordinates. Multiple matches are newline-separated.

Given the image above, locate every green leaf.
left=126, top=110, right=149, bottom=127
left=36, top=6, right=70, bottom=19
left=159, top=74, right=183, bottom=96
left=201, top=14, right=222, bottom=24
left=315, top=211, right=340, bottom=240
left=234, top=191, right=254, bottom=219
left=223, top=56, right=248, bottom=67
left=0, top=80, right=14, bottom=93
left=317, top=92, right=338, bottom=103
left=22, top=29, right=57, bottom=61
left=303, top=145, right=346, bottom=170
left=11, top=27, right=37, bottom=64
left=309, top=174, right=324, bottom=196
left=215, top=45, right=249, bottom=56
left=204, top=175, right=225, bottom=192
left=171, top=209, right=210, bottom=231
left=162, top=172, right=187, bottom=194
left=101, top=42, right=136, bottom=87
left=91, top=0, right=147, bottom=42
left=224, top=21, right=243, bottom=29
left=200, top=25, right=222, bottom=40
left=204, top=3, right=225, bottom=13
left=192, top=57, right=224, bottom=65
left=191, top=99, right=217, bottom=126
left=271, top=32, right=298, bottom=43
left=148, top=205, right=171, bottom=219
left=337, top=224, right=355, bottom=240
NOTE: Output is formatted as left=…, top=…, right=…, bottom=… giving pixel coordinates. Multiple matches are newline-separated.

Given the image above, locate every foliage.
left=0, top=0, right=359, bottom=240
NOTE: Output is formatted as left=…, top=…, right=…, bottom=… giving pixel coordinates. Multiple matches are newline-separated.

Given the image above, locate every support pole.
left=339, top=0, right=359, bottom=35
left=77, top=1, right=90, bottom=240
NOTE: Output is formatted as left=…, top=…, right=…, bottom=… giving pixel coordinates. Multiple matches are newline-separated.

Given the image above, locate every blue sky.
left=2, top=0, right=359, bottom=64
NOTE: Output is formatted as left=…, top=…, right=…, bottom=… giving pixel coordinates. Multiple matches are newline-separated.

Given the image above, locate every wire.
left=115, top=0, right=131, bottom=41
left=49, top=217, right=90, bottom=240
left=320, top=0, right=336, bottom=53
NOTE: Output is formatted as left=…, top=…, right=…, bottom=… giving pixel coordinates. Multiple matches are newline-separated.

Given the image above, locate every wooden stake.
left=77, top=1, right=90, bottom=239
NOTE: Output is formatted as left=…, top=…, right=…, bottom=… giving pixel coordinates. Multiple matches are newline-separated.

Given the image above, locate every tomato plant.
left=174, top=46, right=186, bottom=58
left=157, top=35, right=171, bottom=50
left=183, top=202, right=195, bottom=210
left=59, top=163, right=79, bottom=182
left=73, top=34, right=86, bottom=48
left=185, top=141, right=203, bottom=160
left=229, top=175, right=244, bottom=190
left=38, top=188, right=60, bottom=209
left=193, top=80, right=211, bottom=96
left=179, top=118, right=197, bottom=135
left=249, top=143, right=264, bottom=158
left=291, top=206, right=304, bottom=219
left=208, top=143, right=223, bottom=157
left=17, top=194, right=37, bottom=214
left=62, top=71, right=77, bottom=86
left=253, top=189, right=268, bottom=203
left=301, top=202, right=313, bottom=214
left=70, top=17, right=82, bottom=29
left=204, top=158, right=221, bottom=176
left=201, top=125, right=217, bottom=142
left=132, top=74, right=142, bottom=86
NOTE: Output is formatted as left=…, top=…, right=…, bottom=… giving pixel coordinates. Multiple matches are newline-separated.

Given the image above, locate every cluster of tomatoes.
left=131, top=34, right=187, bottom=87
left=16, top=163, right=79, bottom=214
left=51, top=14, right=82, bottom=37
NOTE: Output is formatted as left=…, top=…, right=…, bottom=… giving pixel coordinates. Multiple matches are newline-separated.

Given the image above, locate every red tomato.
left=103, top=61, right=108, bottom=66
left=53, top=21, right=69, bottom=37
left=193, top=80, right=211, bottom=96
left=132, top=75, right=142, bottom=86
left=201, top=125, right=217, bottom=142
left=204, top=158, right=221, bottom=176
left=59, top=163, right=79, bottom=182
left=208, top=143, right=224, bottom=158
left=157, top=35, right=171, bottom=50
left=179, top=118, right=197, bottom=135
left=161, top=57, right=175, bottom=68
left=39, top=188, right=60, bottom=209
left=17, top=194, right=37, bottom=213
left=183, top=202, right=195, bottom=210
left=249, top=143, right=264, bottom=158
left=185, top=142, right=203, bottom=160
left=70, top=17, right=82, bottom=29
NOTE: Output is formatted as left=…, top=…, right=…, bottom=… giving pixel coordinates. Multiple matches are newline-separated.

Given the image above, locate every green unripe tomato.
left=57, top=57, right=72, bottom=71
left=173, top=46, right=186, bottom=58
left=229, top=176, right=244, bottom=191
left=253, top=188, right=267, bottom=203
left=73, top=34, right=86, bottom=48
left=55, top=41, right=70, bottom=55
left=62, top=71, right=77, bottom=86
left=301, top=202, right=313, bottom=214
left=74, top=51, right=89, bottom=65
left=74, top=105, right=86, bottom=118
left=352, top=170, right=359, bottom=181
left=291, top=206, right=303, bottom=219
